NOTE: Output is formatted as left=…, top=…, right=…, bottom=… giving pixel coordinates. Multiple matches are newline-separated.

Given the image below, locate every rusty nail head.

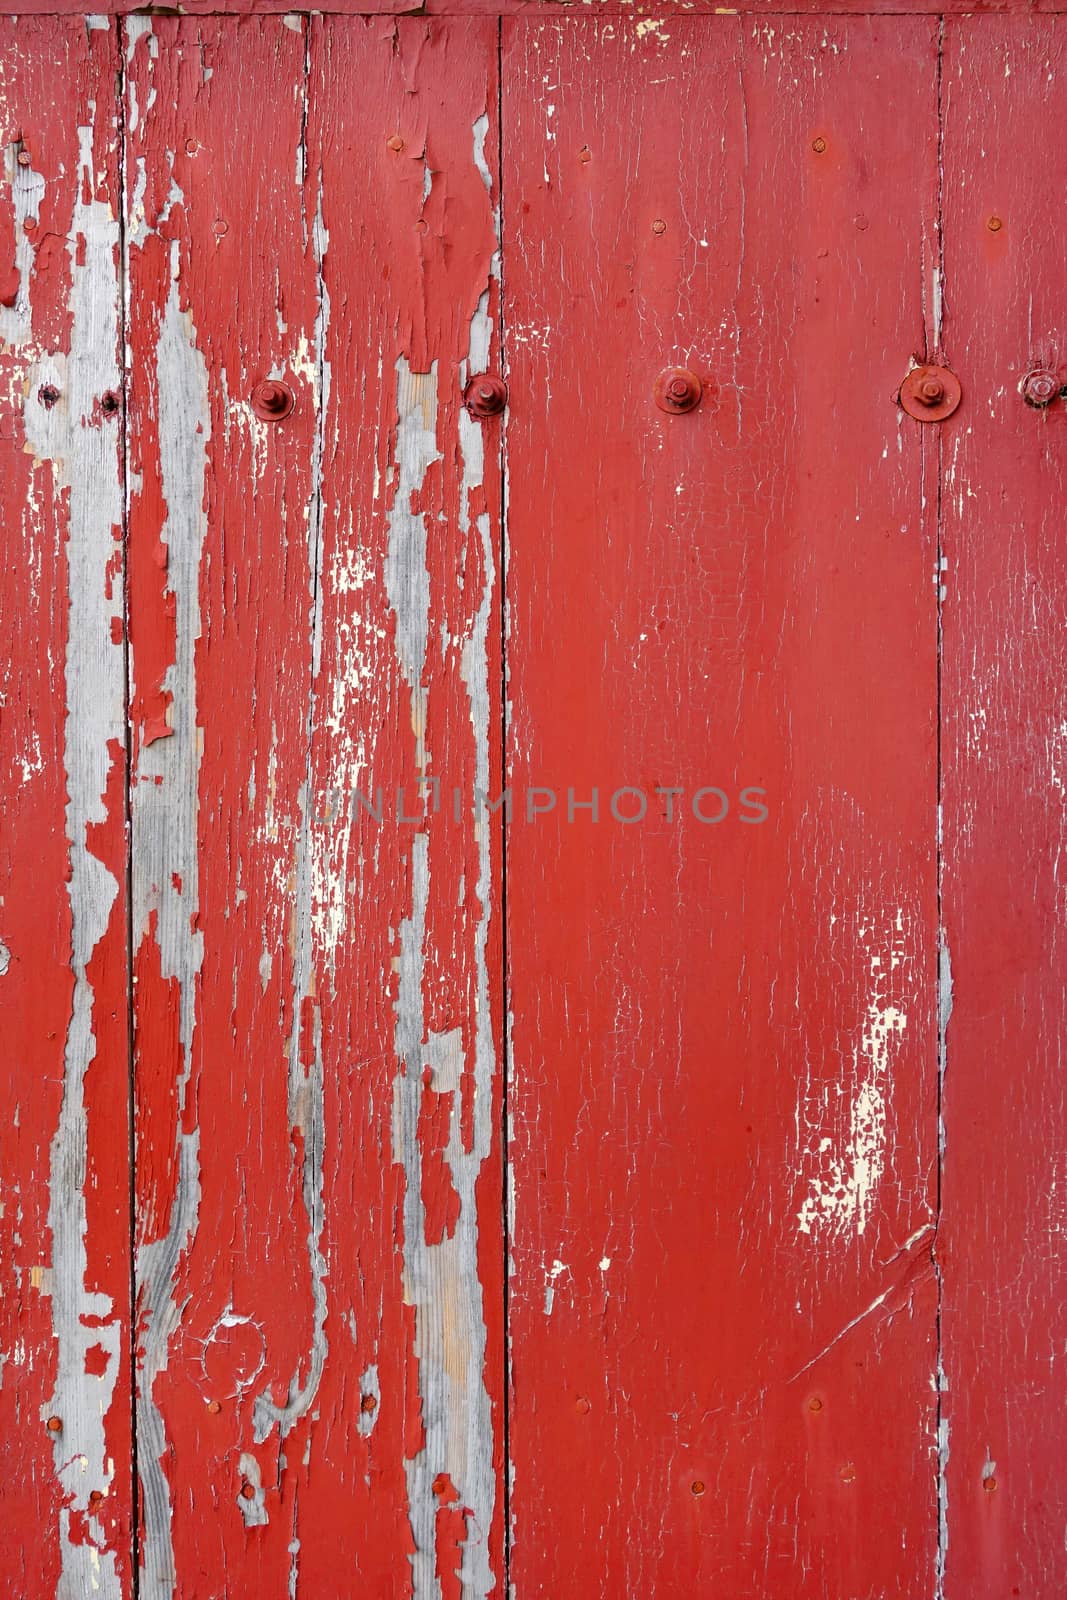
left=691, top=1480, right=706, bottom=1497
left=899, top=364, right=962, bottom=423
left=38, top=384, right=59, bottom=409
left=1022, top=368, right=1059, bottom=407
left=387, top=134, right=404, bottom=152
left=651, top=218, right=667, bottom=235
left=101, top=391, right=121, bottom=416
left=46, top=1416, right=62, bottom=1432
left=17, top=150, right=30, bottom=167
left=240, top=1483, right=256, bottom=1500
left=809, top=1396, right=823, bottom=1412
left=207, top=1399, right=222, bottom=1414
left=987, top=215, right=1003, bottom=232
left=464, top=374, right=507, bottom=419
left=654, top=367, right=702, bottom=415
left=89, top=1490, right=103, bottom=1507
left=812, top=137, right=827, bottom=154
left=579, top=146, right=591, bottom=163
left=252, top=378, right=295, bottom=422
left=575, top=1396, right=591, bottom=1415
left=360, top=1394, right=377, bottom=1413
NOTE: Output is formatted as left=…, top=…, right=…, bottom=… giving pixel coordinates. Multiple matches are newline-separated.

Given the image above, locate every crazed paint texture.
left=0, top=19, right=133, bottom=1594
left=124, top=14, right=504, bottom=1595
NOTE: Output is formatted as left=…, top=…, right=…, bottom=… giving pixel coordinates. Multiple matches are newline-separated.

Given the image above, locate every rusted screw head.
left=464, top=374, right=507, bottom=419
left=987, top=215, right=1003, bottom=233
left=654, top=367, right=702, bottom=415
left=1022, top=368, right=1059, bottom=407
left=812, top=136, right=827, bottom=154
left=251, top=378, right=295, bottom=422
left=899, top=364, right=962, bottom=423
left=387, top=134, right=404, bottom=153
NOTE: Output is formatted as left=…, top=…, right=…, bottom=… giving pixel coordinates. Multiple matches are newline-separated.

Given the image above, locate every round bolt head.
left=654, top=367, right=703, bottom=415
left=251, top=378, right=295, bottom=421
left=1022, top=368, right=1059, bottom=407
left=899, top=364, right=962, bottom=423
left=464, top=374, right=507, bottom=418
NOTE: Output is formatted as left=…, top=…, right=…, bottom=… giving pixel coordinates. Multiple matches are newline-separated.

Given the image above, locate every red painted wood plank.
left=2, top=2, right=1067, bottom=20
left=124, top=18, right=322, bottom=1590
left=126, top=15, right=504, bottom=1593
left=0, top=18, right=132, bottom=1595
left=939, top=19, right=1067, bottom=1597
left=502, top=16, right=941, bottom=1595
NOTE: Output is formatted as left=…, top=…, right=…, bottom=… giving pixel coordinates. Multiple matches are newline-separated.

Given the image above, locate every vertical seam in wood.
left=497, top=17, right=512, bottom=1595
left=933, top=17, right=949, bottom=1600
left=116, top=15, right=141, bottom=1592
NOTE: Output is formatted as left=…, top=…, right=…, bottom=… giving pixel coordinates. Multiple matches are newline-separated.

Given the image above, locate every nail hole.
left=38, top=384, right=59, bottom=409
left=100, top=391, right=120, bottom=416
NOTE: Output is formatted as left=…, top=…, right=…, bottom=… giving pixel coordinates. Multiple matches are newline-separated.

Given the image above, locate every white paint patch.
left=797, top=908, right=910, bottom=1239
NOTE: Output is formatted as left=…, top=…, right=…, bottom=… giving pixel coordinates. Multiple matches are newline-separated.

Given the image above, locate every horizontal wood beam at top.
left=2, top=3, right=1067, bottom=18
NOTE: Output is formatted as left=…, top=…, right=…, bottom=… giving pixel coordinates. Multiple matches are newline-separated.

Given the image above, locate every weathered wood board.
left=939, top=17, right=1067, bottom=1598
left=0, top=18, right=132, bottom=1595
left=0, top=9, right=1065, bottom=1598
left=501, top=15, right=942, bottom=1596
left=124, top=14, right=503, bottom=1595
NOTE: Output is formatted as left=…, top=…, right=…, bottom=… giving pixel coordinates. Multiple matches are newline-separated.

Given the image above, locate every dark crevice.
left=933, top=15, right=948, bottom=1600
left=115, top=16, right=141, bottom=1596
left=495, top=14, right=512, bottom=1596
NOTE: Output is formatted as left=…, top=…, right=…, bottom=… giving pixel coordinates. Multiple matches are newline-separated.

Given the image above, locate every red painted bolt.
left=899, top=364, right=962, bottom=422
left=251, top=379, right=295, bottom=422
left=1022, top=369, right=1060, bottom=407
left=917, top=376, right=945, bottom=406
left=464, top=374, right=507, bottom=419
left=46, top=1416, right=62, bottom=1433
left=654, top=367, right=702, bottom=415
